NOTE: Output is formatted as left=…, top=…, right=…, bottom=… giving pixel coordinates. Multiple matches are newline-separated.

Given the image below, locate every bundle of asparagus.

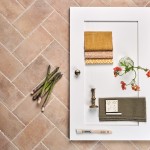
left=31, top=65, right=62, bottom=112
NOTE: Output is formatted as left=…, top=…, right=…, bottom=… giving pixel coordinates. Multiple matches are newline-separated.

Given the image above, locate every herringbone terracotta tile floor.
left=0, top=0, right=150, bottom=149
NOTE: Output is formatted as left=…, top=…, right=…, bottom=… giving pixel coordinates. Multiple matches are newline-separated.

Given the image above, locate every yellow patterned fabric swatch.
left=84, top=32, right=113, bottom=51
left=85, top=59, right=113, bottom=64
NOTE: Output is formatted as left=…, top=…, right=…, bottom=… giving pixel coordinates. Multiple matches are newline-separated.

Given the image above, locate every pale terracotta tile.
left=44, top=98, right=69, bottom=137
left=13, top=114, right=54, bottom=150
left=0, top=73, right=24, bottom=111
left=0, top=132, right=18, bottom=150
left=42, top=40, right=69, bottom=79
left=92, top=142, right=107, bottom=150
left=132, top=141, right=150, bottom=150
left=17, top=0, right=35, bottom=8
left=46, top=0, right=78, bottom=21
left=35, top=143, right=48, bottom=150
left=0, top=44, right=24, bottom=81
left=0, top=103, right=24, bottom=140
left=13, top=56, right=49, bottom=95
left=146, top=1, right=150, bottom=6
left=0, top=0, right=24, bottom=22
left=89, top=0, right=109, bottom=6
left=73, top=141, right=98, bottom=150
left=102, top=141, right=137, bottom=150
left=13, top=94, right=53, bottom=125
left=53, top=77, right=69, bottom=108
left=42, top=11, right=69, bottom=50
left=110, top=0, right=136, bottom=6
left=13, top=26, right=53, bottom=66
left=132, top=0, right=149, bottom=6
left=0, top=15, right=23, bottom=51
left=14, top=0, right=53, bottom=37
left=74, top=0, right=92, bottom=6
left=43, top=128, right=77, bottom=150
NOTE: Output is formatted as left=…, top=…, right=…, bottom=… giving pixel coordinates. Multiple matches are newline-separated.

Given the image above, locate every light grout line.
left=15, top=0, right=26, bottom=9
left=32, top=127, right=55, bottom=150
left=0, top=42, right=25, bottom=68
left=130, top=0, right=138, bottom=6
left=12, top=93, right=30, bottom=112
left=42, top=113, right=70, bottom=140
left=0, top=14, right=25, bottom=39
left=90, top=141, right=100, bottom=150
left=0, top=130, right=20, bottom=150
left=12, top=97, right=54, bottom=142
left=0, top=71, right=26, bottom=97
left=72, top=0, right=80, bottom=6
left=46, top=3, right=69, bottom=24
left=12, top=0, right=37, bottom=24
left=41, top=54, right=69, bottom=82
left=41, top=142, right=50, bottom=150
left=12, top=9, right=55, bottom=53
left=11, top=39, right=54, bottom=83
left=100, top=141, right=110, bottom=150
left=53, top=94, right=69, bottom=111
left=71, top=142, right=80, bottom=150
left=87, top=0, right=96, bottom=6
left=41, top=25, right=69, bottom=53
left=0, top=102, right=25, bottom=127
left=145, top=0, right=150, bottom=6
left=129, top=141, right=139, bottom=150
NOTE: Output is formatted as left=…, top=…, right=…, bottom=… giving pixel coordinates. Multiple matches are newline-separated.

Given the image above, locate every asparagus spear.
left=41, top=73, right=63, bottom=112
left=31, top=67, right=59, bottom=96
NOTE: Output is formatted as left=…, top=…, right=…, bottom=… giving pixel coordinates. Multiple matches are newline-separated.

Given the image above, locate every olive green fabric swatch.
left=99, top=97, right=146, bottom=122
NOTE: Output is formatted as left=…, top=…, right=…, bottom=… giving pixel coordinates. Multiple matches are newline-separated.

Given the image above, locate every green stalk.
left=41, top=73, right=63, bottom=112
left=31, top=67, right=59, bottom=96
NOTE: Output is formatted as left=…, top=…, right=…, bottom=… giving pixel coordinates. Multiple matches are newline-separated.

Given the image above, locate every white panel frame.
left=70, top=7, right=150, bottom=140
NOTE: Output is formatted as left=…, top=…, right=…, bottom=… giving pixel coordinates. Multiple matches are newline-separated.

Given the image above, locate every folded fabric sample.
left=85, top=59, right=113, bottom=64
left=85, top=51, right=113, bottom=59
left=99, top=97, right=146, bottom=122
left=84, top=32, right=113, bottom=51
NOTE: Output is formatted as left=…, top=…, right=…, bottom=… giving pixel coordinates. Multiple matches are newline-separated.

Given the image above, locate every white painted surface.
left=70, top=7, right=150, bottom=140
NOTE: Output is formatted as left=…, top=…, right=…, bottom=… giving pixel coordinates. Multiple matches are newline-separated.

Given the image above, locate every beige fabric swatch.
left=84, top=31, right=113, bottom=51
left=85, top=51, right=113, bottom=59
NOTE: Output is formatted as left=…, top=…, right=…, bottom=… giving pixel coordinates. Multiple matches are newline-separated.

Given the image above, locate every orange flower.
left=131, top=84, right=140, bottom=91
left=120, top=81, right=126, bottom=90
left=113, top=67, right=122, bottom=77
left=146, top=70, right=150, bottom=77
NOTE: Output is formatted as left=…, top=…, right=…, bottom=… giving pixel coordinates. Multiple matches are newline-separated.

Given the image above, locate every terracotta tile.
left=132, top=0, right=149, bottom=6
left=13, top=56, right=49, bottom=95
left=89, top=0, right=110, bottom=6
left=43, top=128, right=77, bottom=150
left=0, top=44, right=24, bottom=81
left=73, top=141, right=98, bottom=150
left=146, top=1, right=150, bottom=6
left=0, top=103, right=24, bottom=140
left=17, top=0, right=35, bottom=8
left=42, top=40, right=69, bottom=79
left=13, top=114, right=54, bottom=150
left=0, top=132, right=18, bottom=150
left=44, top=98, right=69, bottom=137
left=92, top=142, right=107, bottom=150
left=0, top=73, right=24, bottom=111
left=13, top=94, right=53, bottom=125
left=74, top=0, right=92, bottom=6
left=53, top=77, right=69, bottom=108
left=0, top=15, right=23, bottom=51
left=46, top=0, right=78, bottom=21
left=132, top=141, right=150, bottom=150
left=110, top=0, right=136, bottom=6
left=13, top=26, right=53, bottom=66
left=14, top=0, right=53, bottom=37
left=0, top=0, right=24, bottom=22
left=35, top=143, right=48, bottom=150
left=102, top=141, right=137, bottom=150
left=42, top=11, right=69, bottom=50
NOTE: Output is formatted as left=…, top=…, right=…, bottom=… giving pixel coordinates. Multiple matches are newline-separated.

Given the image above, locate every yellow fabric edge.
left=85, top=59, right=113, bottom=64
